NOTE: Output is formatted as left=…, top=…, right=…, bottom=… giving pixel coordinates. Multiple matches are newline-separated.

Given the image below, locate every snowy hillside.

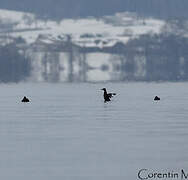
left=0, top=9, right=165, bottom=47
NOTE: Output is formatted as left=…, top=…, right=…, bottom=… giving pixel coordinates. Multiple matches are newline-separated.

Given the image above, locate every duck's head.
left=101, top=88, right=106, bottom=91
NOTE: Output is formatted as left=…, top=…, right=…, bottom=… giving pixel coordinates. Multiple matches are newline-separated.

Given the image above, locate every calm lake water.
left=0, top=82, right=188, bottom=180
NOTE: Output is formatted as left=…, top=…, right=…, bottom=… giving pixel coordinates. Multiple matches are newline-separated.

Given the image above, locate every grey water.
left=0, top=82, right=188, bottom=180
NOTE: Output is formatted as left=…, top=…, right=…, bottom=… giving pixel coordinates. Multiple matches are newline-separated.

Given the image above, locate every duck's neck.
left=103, top=89, right=107, bottom=95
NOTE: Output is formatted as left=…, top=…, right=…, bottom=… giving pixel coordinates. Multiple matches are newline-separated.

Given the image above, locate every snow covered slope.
left=0, top=9, right=165, bottom=47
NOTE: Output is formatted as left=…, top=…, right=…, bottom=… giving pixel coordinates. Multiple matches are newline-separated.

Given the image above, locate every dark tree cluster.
left=0, top=43, right=31, bottom=83
left=109, top=33, right=188, bottom=81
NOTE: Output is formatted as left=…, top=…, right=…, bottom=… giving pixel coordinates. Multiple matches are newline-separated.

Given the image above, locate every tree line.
left=0, top=19, right=188, bottom=82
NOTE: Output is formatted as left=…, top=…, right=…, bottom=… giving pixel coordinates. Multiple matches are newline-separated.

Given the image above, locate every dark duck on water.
left=154, top=96, right=160, bottom=101
left=22, top=96, right=30, bottom=102
left=101, top=88, right=116, bottom=102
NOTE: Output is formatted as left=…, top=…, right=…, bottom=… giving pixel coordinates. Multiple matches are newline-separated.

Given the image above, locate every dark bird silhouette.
left=22, top=96, right=30, bottom=102
left=154, top=96, right=160, bottom=101
left=101, top=88, right=116, bottom=102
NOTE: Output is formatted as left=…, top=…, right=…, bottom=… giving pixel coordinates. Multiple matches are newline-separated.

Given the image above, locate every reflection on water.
left=0, top=82, right=188, bottom=180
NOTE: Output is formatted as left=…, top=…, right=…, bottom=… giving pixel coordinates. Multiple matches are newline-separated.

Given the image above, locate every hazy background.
left=0, top=0, right=188, bottom=19
left=0, top=0, right=187, bottom=83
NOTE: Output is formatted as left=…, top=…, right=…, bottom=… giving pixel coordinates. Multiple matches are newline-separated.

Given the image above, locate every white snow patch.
left=0, top=9, right=165, bottom=46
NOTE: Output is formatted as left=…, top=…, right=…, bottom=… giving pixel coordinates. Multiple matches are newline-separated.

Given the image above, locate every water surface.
left=0, top=82, right=188, bottom=180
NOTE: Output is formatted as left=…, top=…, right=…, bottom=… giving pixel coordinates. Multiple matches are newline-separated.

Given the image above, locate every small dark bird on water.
left=154, top=96, right=160, bottom=101
left=101, top=88, right=116, bottom=102
left=22, top=96, right=30, bottom=102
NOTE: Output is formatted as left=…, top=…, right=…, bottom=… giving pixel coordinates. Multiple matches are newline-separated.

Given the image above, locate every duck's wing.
left=107, top=93, right=116, bottom=98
